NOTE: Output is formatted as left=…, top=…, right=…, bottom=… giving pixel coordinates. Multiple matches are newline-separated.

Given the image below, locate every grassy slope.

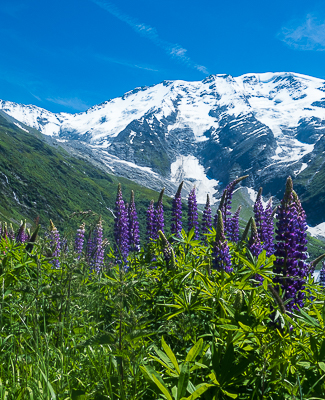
left=0, top=112, right=174, bottom=240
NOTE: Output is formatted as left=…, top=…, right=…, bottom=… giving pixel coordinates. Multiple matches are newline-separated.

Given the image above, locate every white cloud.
left=91, top=0, right=209, bottom=74
left=278, top=13, right=325, bottom=51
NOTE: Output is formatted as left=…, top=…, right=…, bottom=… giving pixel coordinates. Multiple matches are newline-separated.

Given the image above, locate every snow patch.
left=170, top=155, right=219, bottom=203
left=308, top=222, right=325, bottom=239
left=13, top=122, right=29, bottom=133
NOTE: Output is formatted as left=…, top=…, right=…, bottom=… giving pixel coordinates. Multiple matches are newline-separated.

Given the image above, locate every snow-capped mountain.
left=2, top=71, right=325, bottom=223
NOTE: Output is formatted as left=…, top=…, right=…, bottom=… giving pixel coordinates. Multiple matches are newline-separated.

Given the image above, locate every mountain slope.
left=0, top=111, right=174, bottom=239
left=2, top=72, right=325, bottom=225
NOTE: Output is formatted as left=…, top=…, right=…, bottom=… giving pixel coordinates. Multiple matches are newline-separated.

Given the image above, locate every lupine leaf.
left=185, top=339, right=204, bottom=362
left=177, top=362, right=190, bottom=400
left=162, top=336, right=180, bottom=374
left=152, top=374, right=173, bottom=400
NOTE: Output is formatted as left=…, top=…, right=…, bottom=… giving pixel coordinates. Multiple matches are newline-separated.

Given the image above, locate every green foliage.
left=0, top=227, right=324, bottom=399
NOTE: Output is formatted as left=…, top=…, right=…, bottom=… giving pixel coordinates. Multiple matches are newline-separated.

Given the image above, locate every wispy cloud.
left=46, top=97, right=91, bottom=112
left=278, top=13, right=325, bottom=51
left=91, top=0, right=209, bottom=74
left=95, top=54, right=159, bottom=71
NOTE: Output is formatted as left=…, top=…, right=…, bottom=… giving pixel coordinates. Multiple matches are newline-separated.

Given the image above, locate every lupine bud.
left=171, top=182, right=183, bottom=238
left=49, top=220, right=61, bottom=268
left=16, top=220, right=28, bottom=243
left=201, top=194, right=212, bottom=242
left=128, top=191, right=140, bottom=252
left=158, top=230, right=175, bottom=270
left=155, top=188, right=165, bottom=235
left=114, top=184, right=129, bottom=267
left=86, top=230, right=95, bottom=263
left=8, top=224, right=15, bottom=240
left=75, top=222, right=85, bottom=258
left=146, top=200, right=155, bottom=242
left=187, top=186, right=199, bottom=239
left=234, top=290, right=244, bottom=311
left=248, top=218, right=262, bottom=258
left=263, top=198, right=275, bottom=256
left=213, top=210, right=232, bottom=272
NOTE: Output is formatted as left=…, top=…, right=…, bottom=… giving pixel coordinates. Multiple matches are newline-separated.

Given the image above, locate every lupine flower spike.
left=75, top=222, right=85, bottom=259
left=128, top=191, right=141, bottom=252
left=201, top=194, right=212, bottom=241
left=248, top=218, right=262, bottom=258
left=213, top=210, right=232, bottom=272
left=146, top=200, right=155, bottom=242
left=273, top=177, right=308, bottom=311
left=187, top=186, right=199, bottom=239
left=114, top=184, right=129, bottom=267
left=16, top=220, right=28, bottom=243
left=171, top=181, right=183, bottom=238
left=158, top=230, right=176, bottom=270
left=155, top=188, right=165, bottom=236
left=320, top=261, right=325, bottom=287
left=93, top=217, right=104, bottom=272
left=217, top=175, right=248, bottom=236
left=229, top=206, right=241, bottom=243
left=49, top=220, right=61, bottom=268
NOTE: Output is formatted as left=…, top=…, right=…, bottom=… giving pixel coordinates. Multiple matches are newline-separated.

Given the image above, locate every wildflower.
left=228, top=206, right=241, bottom=243
left=16, top=220, right=28, bottom=243
left=114, top=184, right=129, bottom=266
left=216, top=175, right=248, bottom=236
left=171, top=182, right=183, bottom=237
left=188, top=186, right=199, bottom=239
left=74, top=222, right=85, bottom=258
left=201, top=194, right=212, bottom=241
left=158, top=230, right=176, bottom=270
left=155, top=188, right=165, bottom=235
left=128, top=191, right=140, bottom=252
left=146, top=200, right=155, bottom=242
left=248, top=218, right=262, bottom=258
left=273, top=177, right=308, bottom=311
left=93, top=217, right=104, bottom=272
left=213, top=210, right=232, bottom=272
left=320, top=262, right=325, bottom=287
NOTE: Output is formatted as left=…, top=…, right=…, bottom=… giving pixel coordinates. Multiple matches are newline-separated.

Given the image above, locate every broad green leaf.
left=177, top=362, right=190, bottom=400
left=256, top=250, right=266, bottom=268
left=185, top=339, right=204, bottom=362
left=318, top=362, right=325, bottom=372
left=222, top=389, right=238, bottom=399
left=152, top=374, right=173, bottom=400
left=181, top=383, right=215, bottom=400
left=162, top=336, right=180, bottom=374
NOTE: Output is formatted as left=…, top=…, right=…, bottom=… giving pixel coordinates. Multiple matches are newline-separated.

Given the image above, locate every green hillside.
left=0, top=111, right=174, bottom=240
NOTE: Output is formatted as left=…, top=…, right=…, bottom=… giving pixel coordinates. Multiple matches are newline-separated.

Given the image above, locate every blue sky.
left=1, top=0, right=325, bottom=113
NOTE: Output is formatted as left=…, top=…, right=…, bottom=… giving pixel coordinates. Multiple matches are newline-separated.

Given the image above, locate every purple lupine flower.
left=171, top=182, right=183, bottom=238
left=216, top=175, right=248, bottom=236
left=273, top=177, right=308, bottom=311
left=16, top=220, right=28, bottom=243
left=114, top=184, right=129, bottom=266
left=155, top=188, right=165, bottom=236
left=201, top=194, right=212, bottom=242
left=320, top=262, right=325, bottom=287
left=75, top=222, right=85, bottom=259
left=187, top=186, right=199, bottom=239
left=49, top=220, right=61, bottom=268
left=146, top=200, right=156, bottom=242
left=128, top=191, right=140, bottom=252
left=248, top=218, right=263, bottom=258
left=263, top=198, right=275, bottom=256
left=228, top=206, right=241, bottom=243
left=254, top=188, right=265, bottom=236
left=213, top=210, right=232, bottom=273
left=93, top=217, right=104, bottom=272
left=86, top=230, right=95, bottom=264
